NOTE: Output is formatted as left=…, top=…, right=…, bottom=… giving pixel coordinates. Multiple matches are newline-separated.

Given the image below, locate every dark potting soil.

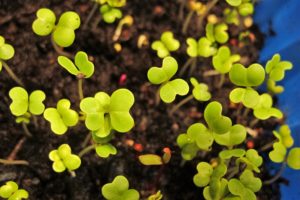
left=0, top=0, right=284, bottom=199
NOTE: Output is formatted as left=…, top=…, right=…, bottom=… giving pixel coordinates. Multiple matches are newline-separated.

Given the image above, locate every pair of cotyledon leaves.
left=0, top=36, right=15, bottom=71
left=58, top=51, right=94, bottom=78
left=226, top=0, right=254, bottom=16
left=80, top=89, right=135, bottom=137
left=49, top=144, right=81, bottom=173
left=212, top=46, right=240, bottom=74
left=0, top=181, right=28, bottom=200
left=44, top=99, right=78, bottom=135
left=266, top=53, right=293, bottom=82
left=190, top=77, right=211, bottom=102
left=151, top=32, right=180, bottom=58
left=99, top=0, right=127, bottom=7
left=147, top=56, right=189, bottom=103
left=32, top=8, right=80, bottom=47
left=101, top=175, right=140, bottom=200
left=9, top=87, right=46, bottom=118
left=100, top=5, right=122, bottom=24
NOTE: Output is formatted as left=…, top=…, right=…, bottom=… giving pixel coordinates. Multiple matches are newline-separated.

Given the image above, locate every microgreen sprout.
left=147, top=56, right=189, bottom=103
left=138, top=147, right=171, bottom=166
left=0, top=181, right=28, bottom=200
left=101, top=175, right=140, bottom=200
left=229, top=87, right=260, bottom=108
left=267, top=79, right=284, bottom=94
left=151, top=31, right=180, bottom=58
left=212, top=46, right=240, bottom=74
left=253, top=93, right=283, bottom=120
left=265, top=53, right=293, bottom=82
left=100, top=4, right=122, bottom=23
left=58, top=51, right=94, bottom=100
left=49, top=144, right=81, bottom=173
left=0, top=36, right=24, bottom=86
left=226, top=0, right=254, bottom=16
left=236, top=149, right=263, bottom=173
left=113, top=15, right=133, bottom=41
left=32, top=8, right=80, bottom=47
left=187, top=37, right=217, bottom=58
left=148, top=190, right=163, bottom=200
left=43, top=99, right=79, bottom=135
left=206, top=22, right=229, bottom=44
left=224, top=8, right=239, bottom=25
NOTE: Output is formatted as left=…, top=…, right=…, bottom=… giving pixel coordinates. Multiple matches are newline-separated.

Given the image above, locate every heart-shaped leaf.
left=213, top=124, right=246, bottom=147
left=265, top=53, right=293, bottom=82
left=240, top=169, right=262, bottom=192
left=253, top=93, right=283, bottom=120
left=219, top=149, right=245, bottom=160
left=229, top=87, right=260, bottom=108
left=213, top=46, right=240, bottom=74
left=0, top=36, right=15, bottom=60
left=190, top=78, right=211, bottom=101
left=287, top=148, right=300, bottom=170
left=53, top=27, right=76, bottom=47
left=9, top=87, right=29, bottom=116
left=198, top=37, right=217, bottom=57
left=238, top=2, right=254, bottom=16
left=214, top=23, right=229, bottom=44
left=151, top=31, right=180, bottom=58
left=269, top=142, right=287, bottom=163
left=160, top=78, right=189, bottom=103
left=96, top=144, right=117, bottom=158
left=186, top=38, right=198, bottom=57
left=29, top=90, right=46, bottom=115
left=193, top=162, right=213, bottom=187
left=267, top=79, right=284, bottom=94
left=32, top=8, right=56, bottom=36
left=0, top=181, right=18, bottom=198
left=100, top=5, right=122, bottom=23
left=57, top=11, right=80, bottom=30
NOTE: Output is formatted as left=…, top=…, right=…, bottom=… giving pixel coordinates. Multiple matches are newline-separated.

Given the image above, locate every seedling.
left=170, top=77, right=211, bottom=114
left=0, top=181, right=28, bottom=200
left=9, top=87, right=46, bottom=137
left=58, top=51, right=95, bottom=100
left=212, top=46, right=240, bottom=74
left=253, top=93, right=283, bottom=120
left=224, top=8, right=239, bottom=25
left=236, top=149, right=263, bottom=173
left=100, top=4, right=122, bottom=23
left=113, top=15, right=133, bottom=41
left=151, top=32, right=180, bottom=58
left=206, top=22, right=229, bottom=44
left=138, top=147, right=171, bottom=166
left=186, top=37, right=217, bottom=58
left=0, top=36, right=24, bottom=86
left=80, top=88, right=134, bottom=136
left=267, top=79, right=284, bottom=94
left=32, top=8, right=80, bottom=47
left=43, top=99, right=79, bottom=135
left=226, top=0, right=254, bottom=16
left=265, top=54, right=293, bottom=81
left=148, top=190, right=163, bottom=200
left=49, top=144, right=81, bottom=173
left=101, top=175, right=140, bottom=200
left=147, top=56, right=189, bottom=103
left=229, top=87, right=260, bottom=108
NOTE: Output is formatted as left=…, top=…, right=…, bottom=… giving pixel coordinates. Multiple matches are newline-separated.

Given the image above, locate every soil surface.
left=0, top=0, right=284, bottom=199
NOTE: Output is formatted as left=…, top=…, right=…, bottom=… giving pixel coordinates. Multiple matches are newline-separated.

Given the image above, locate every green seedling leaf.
left=203, top=178, right=228, bottom=200
left=253, top=93, right=283, bottom=120
left=151, top=31, right=180, bottom=58
left=219, top=149, right=245, bottom=160
left=238, top=2, right=254, bottom=16
left=186, top=38, right=198, bottom=57
left=287, top=148, right=300, bottom=170
left=206, top=23, right=229, bottom=44
left=193, top=162, right=214, bottom=187
left=239, top=169, right=262, bottom=192
left=138, top=154, right=163, bottom=165
left=9, top=87, right=46, bottom=117
left=237, top=149, right=262, bottom=173
left=269, top=142, right=287, bottom=163
left=265, top=53, right=293, bottom=82
left=224, top=8, right=239, bottom=25
left=274, top=124, right=294, bottom=148
left=267, top=79, right=284, bottom=94
left=204, top=101, right=232, bottom=134
left=213, top=124, right=247, bottom=147
left=107, top=0, right=126, bottom=7
left=0, top=181, right=29, bottom=200
left=229, top=63, right=265, bottom=87
left=80, top=89, right=134, bottom=134
left=96, top=144, right=117, bottom=158
left=147, top=56, right=189, bottom=103
left=44, top=99, right=78, bottom=135
left=58, top=51, right=94, bottom=78
left=190, top=78, right=211, bottom=101
left=176, top=132, right=199, bottom=160
left=102, top=175, right=140, bottom=200
left=213, top=46, right=240, bottom=74
left=100, top=5, right=122, bottom=23
left=229, top=87, right=260, bottom=108
left=228, top=179, right=256, bottom=200
left=49, top=144, right=81, bottom=173
left=32, top=8, right=56, bottom=36
left=226, top=0, right=242, bottom=6
left=147, top=190, right=163, bottom=200
left=198, top=37, right=217, bottom=57
left=0, top=36, right=15, bottom=62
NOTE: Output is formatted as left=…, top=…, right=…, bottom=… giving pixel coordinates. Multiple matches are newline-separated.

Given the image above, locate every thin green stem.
left=259, top=141, right=275, bottom=152
left=0, top=158, right=29, bottom=165
left=197, top=0, right=219, bottom=34
left=170, top=94, right=194, bottom=115
left=78, top=144, right=95, bottom=158
left=182, top=10, right=194, bottom=34
left=188, top=57, right=197, bottom=76
left=78, top=78, right=84, bottom=100
left=83, top=3, right=99, bottom=30
left=22, top=122, right=32, bottom=137
left=51, top=36, right=73, bottom=58
left=81, top=133, right=92, bottom=148
left=179, top=57, right=196, bottom=76
left=217, top=74, right=225, bottom=89
left=2, top=61, right=24, bottom=87
left=264, top=161, right=287, bottom=185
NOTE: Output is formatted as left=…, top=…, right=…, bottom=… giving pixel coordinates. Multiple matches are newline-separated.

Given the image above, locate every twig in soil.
left=1, top=61, right=24, bottom=87
left=68, top=170, right=76, bottom=177
left=78, top=78, right=84, bottom=100
left=264, top=160, right=287, bottom=185
left=182, top=10, right=194, bottom=34
left=179, top=57, right=197, bottom=77
left=78, top=144, right=95, bottom=157
left=83, top=3, right=99, bottom=30
left=197, top=0, right=219, bottom=34
left=169, top=94, right=194, bottom=115
left=0, top=159, right=29, bottom=166
left=50, top=36, right=73, bottom=59
left=7, top=137, right=26, bottom=161
left=22, top=122, right=32, bottom=137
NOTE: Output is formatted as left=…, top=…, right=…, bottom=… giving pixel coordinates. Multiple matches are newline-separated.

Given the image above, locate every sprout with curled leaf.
left=265, top=53, right=293, bottom=94
left=49, top=144, right=81, bottom=174
left=147, top=190, right=163, bottom=200
left=170, top=77, right=211, bottom=114
left=79, top=88, right=134, bottom=158
left=147, top=56, right=189, bottom=104
left=226, top=0, right=254, bottom=16
left=43, top=99, right=79, bottom=135
left=151, top=32, right=180, bottom=58
left=138, top=147, right=171, bottom=166
left=0, top=181, right=28, bottom=200
left=0, top=36, right=24, bottom=86
left=58, top=51, right=94, bottom=100
left=177, top=101, right=246, bottom=160
left=9, top=87, right=46, bottom=137
left=32, top=8, right=80, bottom=48
left=101, top=175, right=140, bottom=200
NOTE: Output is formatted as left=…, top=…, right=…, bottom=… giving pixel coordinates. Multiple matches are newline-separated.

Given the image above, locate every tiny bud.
left=118, top=73, right=127, bottom=86
left=207, top=14, right=218, bottom=24
left=137, top=34, right=149, bottom=48
left=114, top=43, right=122, bottom=52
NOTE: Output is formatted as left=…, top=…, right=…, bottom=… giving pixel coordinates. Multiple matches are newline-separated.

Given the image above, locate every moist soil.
left=0, top=0, right=284, bottom=199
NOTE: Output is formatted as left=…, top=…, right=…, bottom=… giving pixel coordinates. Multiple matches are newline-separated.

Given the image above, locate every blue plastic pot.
left=254, top=0, right=300, bottom=199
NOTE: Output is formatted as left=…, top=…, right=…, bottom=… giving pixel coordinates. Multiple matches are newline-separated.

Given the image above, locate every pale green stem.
left=179, top=57, right=196, bottom=76
left=83, top=3, right=99, bottom=29
left=78, top=144, right=95, bottom=158
left=170, top=94, right=194, bottom=115
left=217, top=74, right=225, bottom=89
left=182, top=10, right=194, bottom=34
left=2, top=61, right=24, bottom=87
left=78, top=78, right=84, bottom=100
left=22, top=122, right=32, bottom=137
left=50, top=36, right=73, bottom=58
left=264, top=160, right=287, bottom=185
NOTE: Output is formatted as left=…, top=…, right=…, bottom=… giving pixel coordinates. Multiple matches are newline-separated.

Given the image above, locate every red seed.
left=134, top=143, right=143, bottom=152
left=247, top=140, right=255, bottom=149
left=119, top=74, right=127, bottom=85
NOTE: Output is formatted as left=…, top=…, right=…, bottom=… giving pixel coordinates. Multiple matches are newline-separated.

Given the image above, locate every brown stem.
left=178, top=0, right=185, bottom=21
left=259, top=141, right=275, bottom=152
left=2, top=61, right=24, bottom=87
left=169, top=94, right=194, bottom=115
left=78, top=78, right=84, bottom=100
left=22, top=122, right=32, bottom=137
left=0, top=158, right=29, bottom=165
left=203, top=70, right=220, bottom=77
left=188, top=57, right=197, bottom=76
left=217, top=74, right=225, bottom=89
left=51, top=36, right=73, bottom=58
left=182, top=10, right=194, bottom=34
left=7, top=137, right=26, bottom=160
left=83, top=3, right=99, bottom=30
